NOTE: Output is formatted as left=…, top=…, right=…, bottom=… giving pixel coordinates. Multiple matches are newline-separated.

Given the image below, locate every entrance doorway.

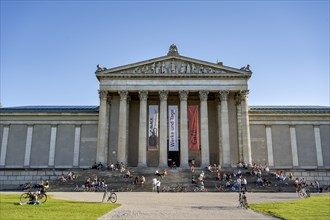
left=167, top=140, right=180, bottom=167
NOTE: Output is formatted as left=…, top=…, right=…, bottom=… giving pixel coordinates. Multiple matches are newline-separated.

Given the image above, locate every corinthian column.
left=199, top=90, right=209, bottom=167
left=179, top=91, right=189, bottom=167
left=240, top=90, right=252, bottom=165
left=138, top=91, right=148, bottom=167
left=159, top=90, right=168, bottom=167
left=118, top=91, right=129, bottom=164
left=220, top=91, right=230, bottom=167
left=96, top=90, right=109, bottom=164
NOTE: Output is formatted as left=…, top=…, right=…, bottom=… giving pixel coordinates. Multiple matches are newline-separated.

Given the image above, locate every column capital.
left=98, top=90, right=108, bottom=100
left=107, top=95, right=112, bottom=104
left=159, top=90, right=169, bottom=101
left=179, top=90, right=189, bottom=101
left=240, top=90, right=249, bottom=101
left=118, top=91, right=129, bottom=101
left=234, top=93, right=241, bottom=105
left=219, top=90, right=229, bottom=101
left=138, top=90, right=148, bottom=101
left=199, top=90, right=209, bottom=101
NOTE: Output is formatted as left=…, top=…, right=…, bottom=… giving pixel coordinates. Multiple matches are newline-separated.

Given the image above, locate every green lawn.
left=249, top=194, right=330, bottom=220
left=0, top=194, right=120, bottom=220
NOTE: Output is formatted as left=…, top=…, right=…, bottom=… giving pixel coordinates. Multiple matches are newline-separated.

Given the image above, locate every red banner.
left=188, top=105, right=199, bottom=151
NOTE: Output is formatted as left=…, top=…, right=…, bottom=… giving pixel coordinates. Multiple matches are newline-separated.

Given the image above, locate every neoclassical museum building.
left=1, top=45, right=329, bottom=174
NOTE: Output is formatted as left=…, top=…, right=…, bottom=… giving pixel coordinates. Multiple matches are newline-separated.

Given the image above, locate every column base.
left=221, top=163, right=232, bottom=168
left=179, top=164, right=190, bottom=169
left=158, top=163, right=168, bottom=168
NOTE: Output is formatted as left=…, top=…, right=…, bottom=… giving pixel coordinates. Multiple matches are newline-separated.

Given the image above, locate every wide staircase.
left=48, top=166, right=297, bottom=193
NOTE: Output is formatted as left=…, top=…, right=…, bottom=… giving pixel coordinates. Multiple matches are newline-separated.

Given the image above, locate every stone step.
left=45, top=167, right=298, bottom=192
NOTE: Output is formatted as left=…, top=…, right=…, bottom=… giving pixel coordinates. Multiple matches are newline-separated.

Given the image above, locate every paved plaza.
left=50, top=192, right=300, bottom=219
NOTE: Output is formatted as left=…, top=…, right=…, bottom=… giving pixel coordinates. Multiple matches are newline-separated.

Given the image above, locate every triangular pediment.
left=95, top=46, right=251, bottom=79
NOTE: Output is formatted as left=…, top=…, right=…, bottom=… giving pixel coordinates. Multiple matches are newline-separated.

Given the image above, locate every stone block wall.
left=0, top=170, right=64, bottom=190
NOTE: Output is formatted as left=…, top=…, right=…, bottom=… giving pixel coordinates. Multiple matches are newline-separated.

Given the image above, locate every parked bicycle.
left=215, top=184, right=226, bottom=192
left=238, top=192, right=248, bottom=209
left=194, top=186, right=208, bottom=192
left=116, top=184, right=135, bottom=192
left=322, top=185, right=330, bottom=193
left=102, top=188, right=117, bottom=203
left=20, top=190, right=47, bottom=204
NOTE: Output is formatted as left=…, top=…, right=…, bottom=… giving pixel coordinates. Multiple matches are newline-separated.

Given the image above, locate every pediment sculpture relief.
left=120, top=61, right=228, bottom=74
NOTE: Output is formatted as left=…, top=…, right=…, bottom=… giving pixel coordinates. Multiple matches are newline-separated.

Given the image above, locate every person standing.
left=315, top=180, right=320, bottom=193
left=156, top=179, right=161, bottom=194
left=236, top=176, right=242, bottom=192
left=152, top=177, right=157, bottom=192
left=241, top=177, right=247, bottom=192
left=190, top=159, right=195, bottom=172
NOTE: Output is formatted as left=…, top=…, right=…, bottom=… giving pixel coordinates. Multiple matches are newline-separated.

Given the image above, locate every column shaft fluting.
left=220, top=91, right=230, bottom=167
left=179, top=91, right=189, bottom=167
left=118, top=91, right=128, bottom=164
left=96, top=90, right=108, bottom=164
left=199, top=91, right=210, bottom=167
left=235, top=94, right=243, bottom=162
left=240, top=90, right=252, bottom=165
left=159, top=91, right=168, bottom=167
left=138, top=91, right=148, bottom=167
left=217, top=100, right=222, bottom=166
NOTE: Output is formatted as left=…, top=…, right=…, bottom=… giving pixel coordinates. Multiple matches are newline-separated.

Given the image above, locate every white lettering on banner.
left=168, top=106, right=178, bottom=151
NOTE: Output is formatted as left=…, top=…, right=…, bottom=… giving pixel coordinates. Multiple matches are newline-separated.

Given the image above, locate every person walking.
left=156, top=179, right=161, bottom=194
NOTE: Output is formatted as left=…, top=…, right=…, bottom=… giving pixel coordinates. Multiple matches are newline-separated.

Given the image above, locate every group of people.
left=59, top=171, right=78, bottom=182
left=84, top=175, right=108, bottom=190
left=91, top=161, right=126, bottom=172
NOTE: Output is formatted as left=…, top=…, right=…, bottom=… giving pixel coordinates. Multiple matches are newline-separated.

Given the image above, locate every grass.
left=249, top=194, right=330, bottom=220
left=0, top=193, right=120, bottom=220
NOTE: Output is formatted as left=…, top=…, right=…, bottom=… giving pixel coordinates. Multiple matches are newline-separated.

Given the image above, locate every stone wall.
left=249, top=113, right=330, bottom=170
left=289, top=169, right=330, bottom=186
left=0, top=169, right=63, bottom=190
left=0, top=113, right=98, bottom=169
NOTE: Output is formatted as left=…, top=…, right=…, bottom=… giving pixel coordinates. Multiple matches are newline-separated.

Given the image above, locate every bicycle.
left=194, top=186, right=208, bottom=192
left=298, top=186, right=310, bottom=198
left=118, top=185, right=134, bottom=192
left=175, top=184, right=187, bottom=192
left=215, top=184, right=226, bottom=192
left=20, top=190, right=47, bottom=204
left=322, top=185, right=330, bottom=193
left=238, top=192, right=248, bottom=209
left=102, top=188, right=117, bottom=203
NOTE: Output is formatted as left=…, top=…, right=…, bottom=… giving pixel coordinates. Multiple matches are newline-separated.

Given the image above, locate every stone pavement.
left=49, top=192, right=300, bottom=219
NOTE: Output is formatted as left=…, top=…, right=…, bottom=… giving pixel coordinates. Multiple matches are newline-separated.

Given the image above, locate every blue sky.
left=1, top=0, right=329, bottom=107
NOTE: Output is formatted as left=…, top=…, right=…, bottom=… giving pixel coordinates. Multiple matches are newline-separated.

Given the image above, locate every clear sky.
left=1, top=0, right=329, bottom=107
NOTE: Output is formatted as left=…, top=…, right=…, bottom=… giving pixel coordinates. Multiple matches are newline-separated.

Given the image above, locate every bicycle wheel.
left=38, top=194, right=47, bottom=203
left=102, top=192, right=110, bottom=203
left=20, top=193, right=31, bottom=204
left=109, top=193, right=117, bottom=203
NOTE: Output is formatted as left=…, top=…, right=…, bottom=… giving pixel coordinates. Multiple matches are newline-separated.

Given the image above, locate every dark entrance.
left=167, top=140, right=180, bottom=167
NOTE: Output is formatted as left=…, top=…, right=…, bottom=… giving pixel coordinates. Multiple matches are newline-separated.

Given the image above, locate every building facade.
left=0, top=45, right=329, bottom=171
